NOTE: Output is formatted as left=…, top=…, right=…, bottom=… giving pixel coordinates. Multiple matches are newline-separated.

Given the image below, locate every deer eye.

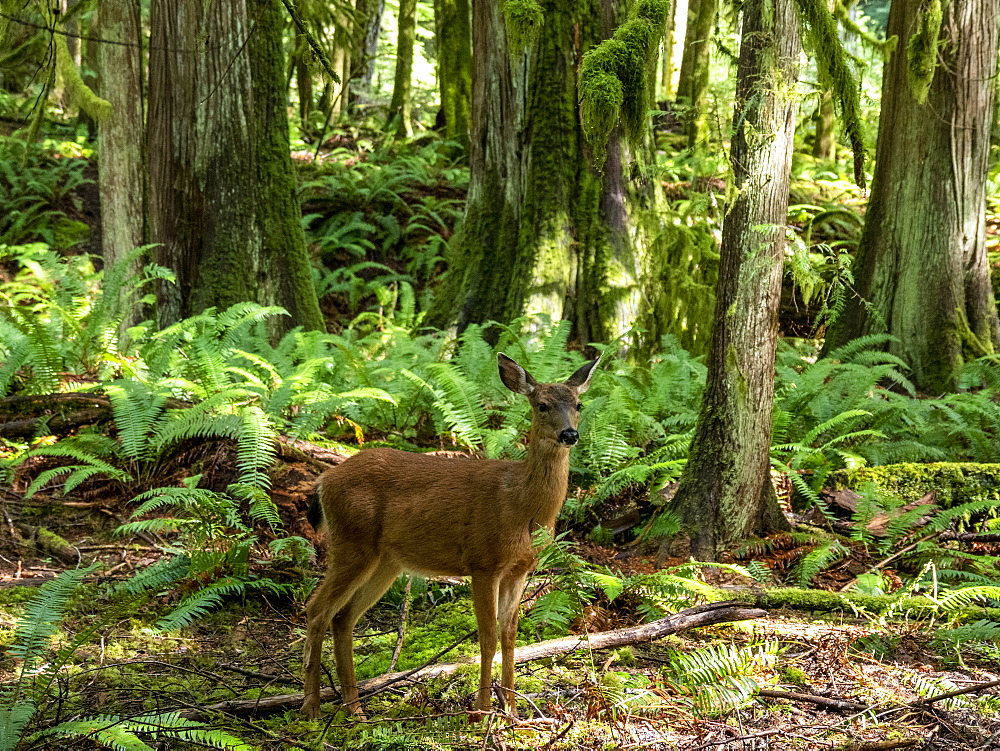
left=538, top=403, right=549, bottom=412
left=576, top=403, right=582, bottom=411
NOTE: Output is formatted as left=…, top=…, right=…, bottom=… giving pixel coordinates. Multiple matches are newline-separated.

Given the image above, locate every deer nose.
left=558, top=429, right=579, bottom=446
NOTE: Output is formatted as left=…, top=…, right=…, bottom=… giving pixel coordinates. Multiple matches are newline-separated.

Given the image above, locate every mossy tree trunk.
left=668, top=0, right=799, bottom=560
left=294, top=35, right=314, bottom=133
left=147, top=0, right=324, bottom=335
left=434, top=0, right=472, bottom=151
left=387, top=0, right=416, bottom=138
left=351, top=0, right=385, bottom=106
left=94, top=0, right=145, bottom=297
left=674, top=0, right=716, bottom=149
left=427, top=0, right=666, bottom=344
left=658, top=0, right=679, bottom=101
left=811, top=90, right=835, bottom=159
left=824, top=0, right=1000, bottom=393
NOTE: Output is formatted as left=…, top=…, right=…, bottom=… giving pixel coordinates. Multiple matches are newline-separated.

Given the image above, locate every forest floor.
left=3, top=441, right=1000, bottom=750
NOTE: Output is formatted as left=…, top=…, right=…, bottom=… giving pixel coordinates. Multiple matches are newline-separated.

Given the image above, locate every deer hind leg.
left=470, top=573, right=501, bottom=715
left=498, top=572, right=528, bottom=717
left=301, top=554, right=379, bottom=719
left=329, top=561, right=402, bottom=717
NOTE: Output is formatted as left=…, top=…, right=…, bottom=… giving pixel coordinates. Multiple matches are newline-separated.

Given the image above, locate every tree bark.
left=668, top=0, right=799, bottom=560
left=147, top=0, right=324, bottom=335
left=675, top=0, right=716, bottom=149
left=824, top=0, right=1000, bottom=393
left=811, top=90, right=835, bottom=159
left=387, top=0, right=417, bottom=138
left=427, top=0, right=664, bottom=344
left=434, top=0, right=472, bottom=151
left=350, top=0, right=385, bottom=106
left=94, top=0, right=145, bottom=326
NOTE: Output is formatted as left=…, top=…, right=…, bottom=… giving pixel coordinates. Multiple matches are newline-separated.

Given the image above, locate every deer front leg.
left=470, top=573, right=500, bottom=716
left=301, top=557, right=377, bottom=719
left=497, top=573, right=527, bottom=717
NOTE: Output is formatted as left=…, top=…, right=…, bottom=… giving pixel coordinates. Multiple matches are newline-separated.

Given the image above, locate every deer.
left=300, top=352, right=601, bottom=720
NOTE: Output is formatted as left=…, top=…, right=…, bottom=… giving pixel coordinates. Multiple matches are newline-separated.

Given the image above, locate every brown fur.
left=301, top=354, right=600, bottom=719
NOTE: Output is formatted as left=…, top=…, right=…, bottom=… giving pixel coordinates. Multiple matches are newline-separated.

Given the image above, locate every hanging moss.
left=579, top=0, right=669, bottom=168
left=906, top=0, right=942, bottom=105
left=502, top=0, right=544, bottom=51
left=793, top=0, right=867, bottom=188
left=637, top=219, right=719, bottom=357
left=55, top=33, right=112, bottom=123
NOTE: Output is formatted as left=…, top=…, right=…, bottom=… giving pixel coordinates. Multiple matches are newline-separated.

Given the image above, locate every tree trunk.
left=147, top=0, right=324, bottom=335
left=94, top=0, right=145, bottom=306
left=668, top=0, right=799, bottom=560
left=294, top=35, right=313, bottom=131
left=351, top=0, right=385, bottom=106
left=659, top=0, right=679, bottom=101
left=824, top=0, right=1000, bottom=393
left=811, top=90, right=835, bottom=159
left=434, top=0, right=472, bottom=151
left=387, top=0, right=417, bottom=138
left=427, top=0, right=666, bottom=344
left=675, top=0, right=716, bottom=149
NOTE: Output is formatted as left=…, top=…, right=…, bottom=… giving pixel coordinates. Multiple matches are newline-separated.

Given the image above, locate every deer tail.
left=306, top=492, right=324, bottom=530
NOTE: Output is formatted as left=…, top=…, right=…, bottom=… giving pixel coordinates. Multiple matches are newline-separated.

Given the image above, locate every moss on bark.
left=824, top=0, right=1000, bottom=393
left=430, top=0, right=670, bottom=346
left=387, top=0, right=416, bottom=138
left=668, top=0, right=800, bottom=560
left=435, top=0, right=472, bottom=152
left=148, top=0, right=323, bottom=335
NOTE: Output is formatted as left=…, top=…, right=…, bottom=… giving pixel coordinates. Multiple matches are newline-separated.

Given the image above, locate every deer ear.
left=498, top=353, right=537, bottom=395
left=564, top=355, right=601, bottom=394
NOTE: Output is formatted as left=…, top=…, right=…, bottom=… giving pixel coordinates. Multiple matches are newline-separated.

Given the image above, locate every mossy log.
left=747, top=586, right=1000, bottom=622
left=830, top=462, right=1000, bottom=508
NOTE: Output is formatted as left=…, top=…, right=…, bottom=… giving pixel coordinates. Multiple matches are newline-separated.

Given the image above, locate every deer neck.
left=512, top=430, right=571, bottom=526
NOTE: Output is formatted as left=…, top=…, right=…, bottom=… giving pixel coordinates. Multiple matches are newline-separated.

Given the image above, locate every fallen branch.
left=0, top=394, right=113, bottom=438
left=757, top=688, right=867, bottom=712
left=179, top=600, right=767, bottom=720
left=910, top=676, right=1000, bottom=706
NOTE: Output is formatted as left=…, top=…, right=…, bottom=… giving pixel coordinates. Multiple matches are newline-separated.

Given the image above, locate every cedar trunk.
left=147, top=0, right=324, bottom=334
left=387, top=0, right=417, bottom=138
left=825, top=0, right=1000, bottom=392
left=675, top=0, right=716, bottom=148
left=434, top=0, right=473, bottom=151
left=427, top=0, right=659, bottom=344
left=669, top=0, right=798, bottom=560
left=94, top=0, right=145, bottom=284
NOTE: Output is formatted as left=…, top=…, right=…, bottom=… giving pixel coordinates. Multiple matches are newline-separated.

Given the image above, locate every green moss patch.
left=830, top=462, right=1000, bottom=508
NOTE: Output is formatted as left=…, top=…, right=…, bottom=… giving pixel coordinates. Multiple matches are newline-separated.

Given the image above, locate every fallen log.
left=0, top=394, right=114, bottom=438
left=179, top=600, right=767, bottom=720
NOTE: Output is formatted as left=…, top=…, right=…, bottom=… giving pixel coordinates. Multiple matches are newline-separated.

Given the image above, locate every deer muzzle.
left=558, top=429, right=579, bottom=446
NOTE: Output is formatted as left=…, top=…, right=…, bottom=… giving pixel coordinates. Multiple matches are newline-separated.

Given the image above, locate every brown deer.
left=301, top=352, right=600, bottom=719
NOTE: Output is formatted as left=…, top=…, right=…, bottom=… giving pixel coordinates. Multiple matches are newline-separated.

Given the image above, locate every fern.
left=663, top=641, right=780, bottom=715
left=791, top=539, right=850, bottom=586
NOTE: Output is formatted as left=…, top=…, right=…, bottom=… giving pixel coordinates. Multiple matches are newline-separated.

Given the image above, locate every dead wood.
left=179, top=600, right=767, bottom=720
left=275, top=436, right=348, bottom=470
left=0, top=394, right=113, bottom=438
left=756, top=688, right=867, bottom=712
left=910, top=676, right=1000, bottom=706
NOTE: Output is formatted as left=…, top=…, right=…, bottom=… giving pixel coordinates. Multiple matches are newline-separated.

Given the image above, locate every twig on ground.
left=217, top=664, right=300, bottom=685
left=757, top=688, right=867, bottom=712
left=911, top=676, right=1000, bottom=706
